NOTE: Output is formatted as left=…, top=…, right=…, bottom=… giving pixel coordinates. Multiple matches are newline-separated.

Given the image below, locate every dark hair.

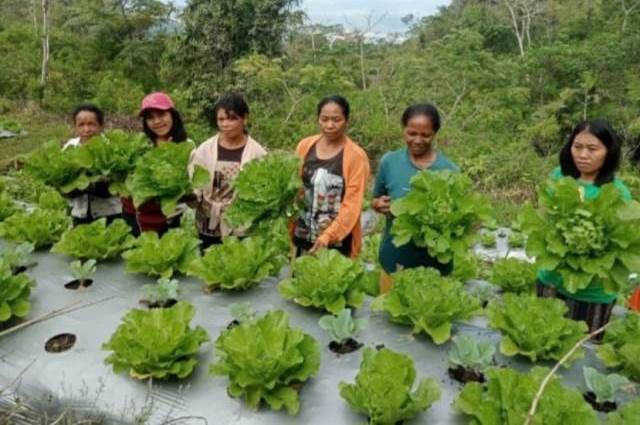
left=212, top=93, right=250, bottom=134
left=317, top=95, right=350, bottom=120
left=559, top=119, right=621, bottom=186
left=401, top=103, right=441, bottom=132
left=72, top=103, right=104, bottom=126
left=142, top=108, right=188, bottom=144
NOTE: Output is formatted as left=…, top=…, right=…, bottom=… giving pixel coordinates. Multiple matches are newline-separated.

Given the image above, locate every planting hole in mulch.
left=45, top=333, right=77, bottom=353
left=329, top=338, right=363, bottom=354
left=583, top=392, right=617, bottom=413
left=65, top=279, right=93, bottom=290
left=139, top=299, right=178, bottom=309
left=375, top=344, right=385, bottom=350
left=448, top=366, right=485, bottom=384
left=226, top=320, right=240, bottom=330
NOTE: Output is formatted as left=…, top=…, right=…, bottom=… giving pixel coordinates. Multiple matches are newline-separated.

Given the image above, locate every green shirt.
left=373, top=147, right=459, bottom=273
left=537, top=167, right=632, bottom=303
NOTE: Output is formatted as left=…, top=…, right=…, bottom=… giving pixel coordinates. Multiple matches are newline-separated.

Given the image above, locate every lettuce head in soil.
left=520, top=177, right=640, bottom=294
left=51, top=218, right=135, bottom=261
left=390, top=170, right=491, bottom=265
left=0, top=259, right=35, bottom=323
left=455, top=366, right=598, bottom=425
left=102, top=301, right=209, bottom=380
left=339, top=347, right=441, bottom=425
left=371, top=267, right=481, bottom=344
left=597, top=312, right=640, bottom=381
left=210, top=310, right=320, bottom=415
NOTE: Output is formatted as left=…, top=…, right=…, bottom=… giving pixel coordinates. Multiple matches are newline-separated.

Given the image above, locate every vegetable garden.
left=0, top=130, right=639, bottom=424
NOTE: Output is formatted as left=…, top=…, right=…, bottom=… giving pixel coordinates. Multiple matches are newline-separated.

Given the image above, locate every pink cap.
left=139, top=92, right=175, bottom=116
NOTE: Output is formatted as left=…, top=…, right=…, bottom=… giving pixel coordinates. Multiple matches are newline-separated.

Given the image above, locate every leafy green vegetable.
left=455, top=366, right=598, bottom=425
left=122, top=228, right=200, bottom=278
left=188, top=235, right=286, bottom=291
left=225, top=153, right=301, bottom=230
left=371, top=267, right=480, bottom=344
left=583, top=366, right=629, bottom=404
left=480, top=231, right=497, bottom=248
left=210, top=310, right=320, bottom=415
left=125, top=141, right=209, bottom=215
left=0, top=170, right=59, bottom=205
left=70, top=259, right=96, bottom=282
left=608, top=399, right=640, bottom=425
left=24, top=141, right=94, bottom=193
left=339, top=347, right=441, bottom=425
left=487, top=293, right=587, bottom=364
left=51, top=218, right=134, bottom=261
left=0, top=259, right=35, bottom=322
left=1, top=242, right=35, bottom=272
left=318, top=308, right=367, bottom=343
left=507, top=231, right=525, bottom=248
left=0, top=192, right=17, bottom=221
left=451, top=252, right=483, bottom=282
left=390, top=170, right=491, bottom=264
left=83, top=130, right=151, bottom=195
left=597, top=312, right=640, bottom=381
left=141, top=278, right=180, bottom=306
left=103, top=301, right=209, bottom=380
left=520, top=177, right=640, bottom=294
left=279, top=249, right=366, bottom=314
left=359, top=233, right=381, bottom=265
left=229, top=302, right=256, bottom=323
left=489, top=257, right=536, bottom=293
left=0, top=208, right=70, bottom=248
left=448, top=335, right=495, bottom=372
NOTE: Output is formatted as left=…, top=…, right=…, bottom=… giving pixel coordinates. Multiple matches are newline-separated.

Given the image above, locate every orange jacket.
left=294, top=135, right=370, bottom=257
left=630, top=288, right=640, bottom=312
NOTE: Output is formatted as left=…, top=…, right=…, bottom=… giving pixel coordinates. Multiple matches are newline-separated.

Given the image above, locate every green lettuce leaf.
left=608, top=399, right=640, bottom=425
left=487, top=293, right=587, bottom=364
left=390, top=170, right=491, bottom=264
left=210, top=310, right=320, bottom=415
left=0, top=259, right=35, bottom=322
left=489, top=257, right=537, bottom=294
left=51, top=218, right=135, bottom=261
left=102, top=301, right=209, bottom=380
left=24, top=141, right=94, bottom=193
left=520, top=177, right=640, bottom=294
left=454, top=366, right=598, bottom=425
left=339, top=347, right=441, bottom=425
left=125, top=141, right=209, bottom=215
left=279, top=249, right=366, bottom=314
left=188, top=235, right=286, bottom=291
left=597, top=312, right=640, bottom=381
left=225, top=153, right=301, bottom=230
left=0, top=208, right=71, bottom=249
left=122, top=228, right=200, bottom=279
left=371, top=267, right=480, bottom=344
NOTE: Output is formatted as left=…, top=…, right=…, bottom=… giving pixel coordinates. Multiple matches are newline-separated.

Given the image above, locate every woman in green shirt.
left=536, top=119, right=630, bottom=339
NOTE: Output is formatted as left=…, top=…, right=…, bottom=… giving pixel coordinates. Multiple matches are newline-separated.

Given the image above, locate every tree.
left=502, top=0, right=546, bottom=55
left=174, top=0, right=300, bottom=111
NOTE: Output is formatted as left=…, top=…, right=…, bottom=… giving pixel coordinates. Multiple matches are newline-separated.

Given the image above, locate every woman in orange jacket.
left=291, top=95, right=370, bottom=258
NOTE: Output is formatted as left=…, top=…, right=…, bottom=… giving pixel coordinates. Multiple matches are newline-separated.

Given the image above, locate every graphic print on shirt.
left=296, top=167, right=344, bottom=242
left=196, top=156, right=243, bottom=236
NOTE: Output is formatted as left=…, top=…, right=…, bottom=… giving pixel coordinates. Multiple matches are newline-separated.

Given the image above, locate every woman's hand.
left=309, top=238, right=328, bottom=254
left=372, top=195, right=392, bottom=214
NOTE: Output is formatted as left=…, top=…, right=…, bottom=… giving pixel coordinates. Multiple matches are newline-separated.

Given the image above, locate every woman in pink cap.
left=121, top=91, right=189, bottom=235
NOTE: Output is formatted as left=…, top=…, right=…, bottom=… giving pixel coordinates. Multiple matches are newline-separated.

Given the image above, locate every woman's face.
left=571, top=130, right=607, bottom=178
left=318, top=102, right=348, bottom=141
left=145, top=109, right=173, bottom=140
left=216, top=109, right=246, bottom=139
left=74, top=111, right=103, bottom=143
left=404, top=114, right=436, bottom=157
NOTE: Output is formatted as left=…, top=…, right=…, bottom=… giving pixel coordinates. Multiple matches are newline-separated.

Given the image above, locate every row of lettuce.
left=0, top=130, right=639, bottom=422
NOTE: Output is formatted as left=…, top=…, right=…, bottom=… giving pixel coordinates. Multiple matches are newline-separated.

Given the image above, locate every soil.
left=448, top=366, right=486, bottom=384
left=139, top=298, right=178, bottom=309
left=226, top=319, right=240, bottom=330
left=64, top=278, right=93, bottom=290
left=583, top=392, right=617, bottom=412
left=11, top=265, right=27, bottom=275
left=45, top=333, right=77, bottom=353
left=329, top=338, right=363, bottom=354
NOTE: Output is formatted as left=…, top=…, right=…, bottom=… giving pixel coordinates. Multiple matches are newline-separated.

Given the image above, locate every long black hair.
left=317, top=95, right=350, bottom=120
left=142, top=108, right=188, bottom=144
left=559, top=119, right=621, bottom=186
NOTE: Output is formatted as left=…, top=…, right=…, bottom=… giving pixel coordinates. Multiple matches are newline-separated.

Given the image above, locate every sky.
left=171, top=1, right=452, bottom=33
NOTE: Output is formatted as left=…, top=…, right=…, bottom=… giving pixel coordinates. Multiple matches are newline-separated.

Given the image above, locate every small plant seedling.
left=141, top=277, right=180, bottom=308
left=507, top=231, right=525, bottom=248
left=468, top=284, right=497, bottom=308
left=2, top=242, right=35, bottom=274
left=448, top=335, right=495, bottom=383
left=480, top=232, right=497, bottom=248
left=318, top=308, right=367, bottom=354
left=229, top=302, right=256, bottom=325
left=583, top=366, right=630, bottom=411
left=68, top=259, right=96, bottom=289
